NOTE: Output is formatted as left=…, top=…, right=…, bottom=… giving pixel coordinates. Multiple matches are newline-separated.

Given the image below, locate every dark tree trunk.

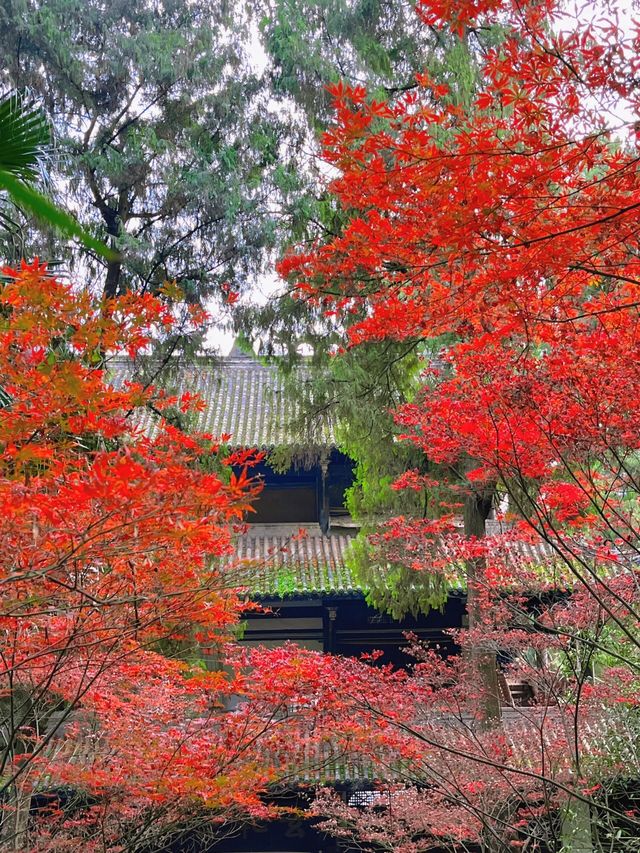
left=463, top=460, right=501, bottom=729
left=103, top=256, right=123, bottom=299
left=85, top=167, right=126, bottom=299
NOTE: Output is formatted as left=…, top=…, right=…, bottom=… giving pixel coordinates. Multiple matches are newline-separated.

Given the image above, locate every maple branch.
left=372, top=710, right=640, bottom=829
left=504, top=200, right=640, bottom=250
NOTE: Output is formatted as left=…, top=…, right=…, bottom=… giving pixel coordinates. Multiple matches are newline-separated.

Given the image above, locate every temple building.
left=141, top=344, right=469, bottom=667
left=110, top=348, right=557, bottom=851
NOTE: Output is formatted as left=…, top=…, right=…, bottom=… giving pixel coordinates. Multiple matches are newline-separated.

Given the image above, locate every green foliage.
left=245, top=0, right=453, bottom=264
left=0, top=0, right=314, bottom=301
left=0, top=91, right=49, bottom=181
left=0, top=90, right=50, bottom=260
left=327, top=342, right=425, bottom=518
left=345, top=536, right=451, bottom=620
left=260, top=0, right=431, bottom=126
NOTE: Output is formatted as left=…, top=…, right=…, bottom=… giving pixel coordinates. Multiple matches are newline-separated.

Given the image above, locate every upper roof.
left=110, top=352, right=334, bottom=449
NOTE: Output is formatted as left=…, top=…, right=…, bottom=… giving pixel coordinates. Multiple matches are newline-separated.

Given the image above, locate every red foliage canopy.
left=0, top=263, right=306, bottom=850
left=277, top=0, right=640, bottom=847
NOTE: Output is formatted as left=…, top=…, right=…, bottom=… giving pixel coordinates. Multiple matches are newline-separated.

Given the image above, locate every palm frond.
left=0, top=91, right=115, bottom=262
left=0, top=91, right=51, bottom=181
left=0, top=170, right=117, bottom=261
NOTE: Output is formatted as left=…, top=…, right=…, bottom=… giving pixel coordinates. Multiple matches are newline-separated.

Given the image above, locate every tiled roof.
left=232, top=525, right=558, bottom=599
left=234, top=526, right=361, bottom=598
left=280, top=705, right=640, bottom=786
left=110, top=354, right=334, bottom=449
left=273, top=739, right=392, bottom=785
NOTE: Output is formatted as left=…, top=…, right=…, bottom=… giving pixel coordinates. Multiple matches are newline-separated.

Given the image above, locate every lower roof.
left=234, top=525, right=361, bottom=599
left=231, top=523, right=557, bottom=601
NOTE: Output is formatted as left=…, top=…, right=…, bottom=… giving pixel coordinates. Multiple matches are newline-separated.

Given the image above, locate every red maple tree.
left=0, top=262, right=313, bottom=851
left=277, top=0, right=640, bottom=847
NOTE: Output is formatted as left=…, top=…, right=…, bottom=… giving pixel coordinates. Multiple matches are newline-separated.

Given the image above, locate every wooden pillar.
left=323, top=605, right=337, bottom=654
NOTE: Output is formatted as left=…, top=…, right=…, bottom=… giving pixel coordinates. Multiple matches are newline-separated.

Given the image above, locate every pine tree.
left=0, top=0, right=304, bottom=304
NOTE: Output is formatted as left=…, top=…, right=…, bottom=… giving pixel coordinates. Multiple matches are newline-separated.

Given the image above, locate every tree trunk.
left=463, top=462, right=501, bottom=729
left=84, top=167, right=126, bottom=300
left=103, top=255, right=123, bottom=299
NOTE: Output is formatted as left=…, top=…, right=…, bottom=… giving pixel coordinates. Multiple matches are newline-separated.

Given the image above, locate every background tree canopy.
left=0, top=0, right=314, bottom=304
left=0, top=0, right=486, bottom=305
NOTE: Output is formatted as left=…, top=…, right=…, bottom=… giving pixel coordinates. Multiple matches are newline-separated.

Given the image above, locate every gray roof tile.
left=110, top=355, right=334, bottom=449
left=234, top=527, right=361, bottom=598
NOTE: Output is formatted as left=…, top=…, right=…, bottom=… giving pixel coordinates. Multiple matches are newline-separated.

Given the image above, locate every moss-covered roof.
left=235, top=528, right=361, bottom=599
left=232, top=525, right=558, bottom=600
